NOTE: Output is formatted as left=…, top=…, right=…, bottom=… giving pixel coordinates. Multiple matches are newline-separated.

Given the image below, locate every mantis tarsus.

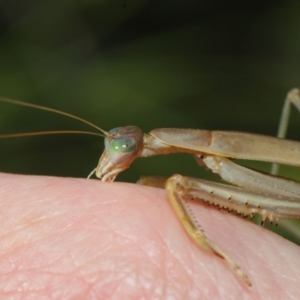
left=1, top=88, right=300, bottom=287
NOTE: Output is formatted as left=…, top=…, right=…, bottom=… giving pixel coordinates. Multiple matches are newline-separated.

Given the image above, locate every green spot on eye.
left=105, top=136, right=137, bottom=164
left=110, top=137, right=136, bottom=153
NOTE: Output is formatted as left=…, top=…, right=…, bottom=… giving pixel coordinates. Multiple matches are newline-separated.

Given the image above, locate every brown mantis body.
left=1, top=89, right=300, bottom=286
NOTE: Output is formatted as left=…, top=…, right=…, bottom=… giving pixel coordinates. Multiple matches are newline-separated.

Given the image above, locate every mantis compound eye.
left=105, top=136, right=137, bottom=164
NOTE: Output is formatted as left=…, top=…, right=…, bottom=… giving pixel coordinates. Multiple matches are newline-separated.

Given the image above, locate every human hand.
left=0, top=173, right=299, bottom=299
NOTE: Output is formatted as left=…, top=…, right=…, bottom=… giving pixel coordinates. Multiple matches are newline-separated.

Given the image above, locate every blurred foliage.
left=0, top=0, right=300, bottom=242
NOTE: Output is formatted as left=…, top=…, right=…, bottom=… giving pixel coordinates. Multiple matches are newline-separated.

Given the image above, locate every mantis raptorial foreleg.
left=165, top=174, right=251, bottom=286
left=139, top=156, right=300, bottom=286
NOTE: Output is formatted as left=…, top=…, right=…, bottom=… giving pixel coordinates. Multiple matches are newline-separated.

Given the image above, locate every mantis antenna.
left=0, top=96, right=110, bottom=138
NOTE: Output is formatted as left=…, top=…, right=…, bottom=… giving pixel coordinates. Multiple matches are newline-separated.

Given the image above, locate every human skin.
left=0, top=172, right=300, bottom=299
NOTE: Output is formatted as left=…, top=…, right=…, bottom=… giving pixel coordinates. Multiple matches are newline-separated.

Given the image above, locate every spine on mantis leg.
left=198, top=155, right=300, bottom=223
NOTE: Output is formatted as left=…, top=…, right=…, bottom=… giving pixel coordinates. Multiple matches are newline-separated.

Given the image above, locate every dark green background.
left=0, top=1, right=300, bottom=241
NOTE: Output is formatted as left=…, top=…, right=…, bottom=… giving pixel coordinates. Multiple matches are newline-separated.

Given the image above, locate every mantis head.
left=93, top=126, right=144, bottom=182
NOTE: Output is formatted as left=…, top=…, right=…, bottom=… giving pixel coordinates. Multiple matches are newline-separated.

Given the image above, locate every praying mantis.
left=1, top=88, right=300, bottom=287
